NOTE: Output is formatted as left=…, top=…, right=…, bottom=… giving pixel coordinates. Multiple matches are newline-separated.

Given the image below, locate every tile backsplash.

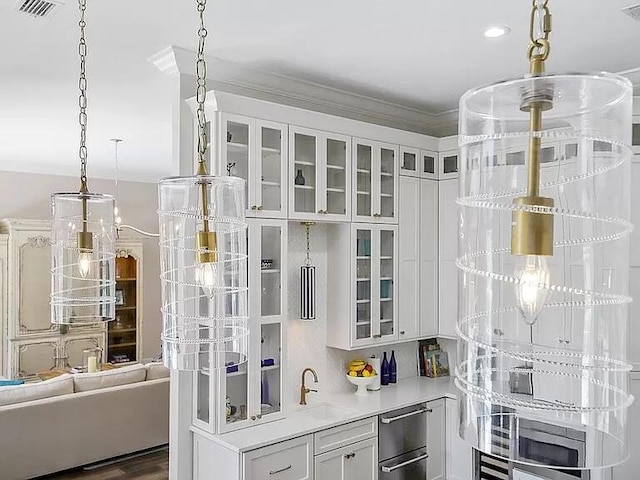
left=284, top=223, right=433, bottom=407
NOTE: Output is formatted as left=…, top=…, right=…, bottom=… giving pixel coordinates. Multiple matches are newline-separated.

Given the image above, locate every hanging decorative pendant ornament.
left=158, top=0, right=248, bottom=371
left=300, top=222, right=316, bottom=321
left=51, top=0, right=116, bottom=325
left=456, top=0, right=634, bottom=470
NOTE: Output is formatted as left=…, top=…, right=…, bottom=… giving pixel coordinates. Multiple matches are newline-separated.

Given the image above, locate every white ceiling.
left=0, top=0, right=639, bottom=182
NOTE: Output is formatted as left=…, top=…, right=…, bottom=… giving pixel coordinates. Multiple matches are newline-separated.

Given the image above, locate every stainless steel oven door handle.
left=380, top=407, right=428, bottom=424
left=380, top=453, right=429, bottom=473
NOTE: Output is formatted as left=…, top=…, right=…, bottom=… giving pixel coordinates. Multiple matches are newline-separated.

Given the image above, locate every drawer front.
left=244, top=435, right=313, bottom=480
left=379, top=403, right=427, bottom=462
left=314, top=416, right=377, bottom=455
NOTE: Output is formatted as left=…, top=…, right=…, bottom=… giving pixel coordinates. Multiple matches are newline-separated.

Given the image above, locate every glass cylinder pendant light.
left=51, top=0, right=116, bottom=325
left=456, top=0, right=634, bottom=470
left=300, top=222, right=316, bottom=321
left=158, top=0, right=248, bottom=371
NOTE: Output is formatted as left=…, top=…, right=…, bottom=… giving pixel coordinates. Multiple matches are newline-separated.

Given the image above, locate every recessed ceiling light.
left=484, top=26, right=511, bottom=38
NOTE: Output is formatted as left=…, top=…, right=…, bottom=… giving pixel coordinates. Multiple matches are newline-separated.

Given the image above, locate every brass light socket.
left=77, top=231, right=93, bottom=252
left=511, top=196, right=554, bottom=256
left=197, top=231, right=218, bottom=263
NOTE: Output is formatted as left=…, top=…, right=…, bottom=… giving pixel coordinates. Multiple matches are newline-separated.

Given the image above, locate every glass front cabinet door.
left=353, top=139, right=398, bottom=224
left=289, top=126, right=351, bottom=221
left=219, top=113, right=287, bottom=219
left=352, top=224, right=398, bottom=347
left=193, top=220, right=287, bottom=434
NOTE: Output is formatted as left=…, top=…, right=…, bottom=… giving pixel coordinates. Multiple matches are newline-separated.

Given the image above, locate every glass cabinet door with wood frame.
left=377, top=145, right=397, bottom=222
left=377, top=227, right=396, bottom=340
left=290, top=127, right=319, bottom=217
left=108, top=254, right=139, bottom=364
left=323, top=134, right=351, bottom=220
left=400, top=146, right=420, bottom=177
left=353, top=141, right=374, bottom=221
left=354, top=228, right=373, bottom=344
left=254, top=120, right=287, bottom=218
left=253, top=220, right=287, bottom=322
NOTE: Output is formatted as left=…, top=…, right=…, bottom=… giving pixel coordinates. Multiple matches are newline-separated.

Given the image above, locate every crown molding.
left=150, top=46, right=640, bottom=137
left=150, top=46, right=459, bottom=137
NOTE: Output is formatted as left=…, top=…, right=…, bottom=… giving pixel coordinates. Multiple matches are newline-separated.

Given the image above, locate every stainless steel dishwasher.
left=378, top=403, right=429, bottom=479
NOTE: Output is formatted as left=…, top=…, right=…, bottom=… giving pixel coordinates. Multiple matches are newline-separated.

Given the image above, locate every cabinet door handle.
left=344, top=452, right=356, bottom=459
left=269, top=465, right=292, bottom=475
left=257, top=205, right=264, bottom=211
left=373, top=334, right=382, bottom=339
left=425, top=408, right=433, bottom=413
left=400, top=330, right=406, bottom=335
left=251, top=205, right=257, bottom=210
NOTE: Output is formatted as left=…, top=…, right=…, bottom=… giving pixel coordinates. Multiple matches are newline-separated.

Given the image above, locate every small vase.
left=294, top=169, right=306, bottom=186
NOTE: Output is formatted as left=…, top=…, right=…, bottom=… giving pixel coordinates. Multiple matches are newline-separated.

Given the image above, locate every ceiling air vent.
left=622, top=3, right=640, bottom=21
left=15, top=0, right=64, bottom=19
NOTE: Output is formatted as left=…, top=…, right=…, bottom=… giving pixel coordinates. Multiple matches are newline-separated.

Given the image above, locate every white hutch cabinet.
left=0, top=219, right=143, bottom=378
left=193, top=219, right=288, bottom=434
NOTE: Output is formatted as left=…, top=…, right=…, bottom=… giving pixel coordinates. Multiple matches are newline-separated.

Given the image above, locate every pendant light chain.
left=528, top=0, right=552, bottom=63
left=78, top=0, right=89, bottom=192
left=305, top=224, right=311, bottom=266
left=195, top=0, right=209, bottom=172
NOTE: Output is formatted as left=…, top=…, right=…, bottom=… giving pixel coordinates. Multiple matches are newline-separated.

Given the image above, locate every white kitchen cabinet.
left=445, top=398, right=473, bottom=480
left=194, top=220, right=287, bottom=434
left=398, top=176, right=420, bottom=340
left=426, top=399, right=446, bottom=480
left=289, top=126, right=352, bottom=222
left=421, top=150, right=438, bottom=180
left=438, top=150, right=459, bottom=180
left=612, top=372, right=640, bottom=480
left=353, top=139, right=398, bottom=224
left=220, top=114, right=288, bottom=219
left=327, top=224, right=398, bottom=349
left=315, top=437, right=377, bottom=480
left=400, top=146, right=420, bottom=177
left=438, top=180, right=459, bottom=339
left=420, top=180, right=438, bottom=337
left=399, top=176, right=439, bottom=340
left=244, top=435, right=313, bottom=480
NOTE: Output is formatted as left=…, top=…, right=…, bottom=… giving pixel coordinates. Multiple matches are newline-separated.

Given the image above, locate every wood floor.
left=39, top=447, right=169, bottom=480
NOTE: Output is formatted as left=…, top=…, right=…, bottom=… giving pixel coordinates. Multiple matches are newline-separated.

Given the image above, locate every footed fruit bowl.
left=345, top=374, right=376, bottom=396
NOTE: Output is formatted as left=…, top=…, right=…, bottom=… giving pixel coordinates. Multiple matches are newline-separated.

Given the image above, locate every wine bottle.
left=389, top=350, right=397, bottom=384
left=381, top=352, right=390, bottom=386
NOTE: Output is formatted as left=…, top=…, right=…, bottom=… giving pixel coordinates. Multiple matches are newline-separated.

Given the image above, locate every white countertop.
left=195, top=376, right=458, bottom=453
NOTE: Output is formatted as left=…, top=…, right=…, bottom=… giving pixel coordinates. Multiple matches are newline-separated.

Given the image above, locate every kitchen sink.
left=296, top=403, right=352, bottom=420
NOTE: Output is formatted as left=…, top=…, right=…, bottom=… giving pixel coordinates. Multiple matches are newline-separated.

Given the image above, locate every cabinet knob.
left=400, top=330, right=406, bottom=335
left=257, top=205, right=264, bottom=211
left=426, top=408, right=433, bottom=413
left=344, top=452, right=356, bottom=459
left=373, top=334, right=382, bottom=339
left=256, top=414, right=262, bottom=419
left=251, top=415, right=256, bottom=421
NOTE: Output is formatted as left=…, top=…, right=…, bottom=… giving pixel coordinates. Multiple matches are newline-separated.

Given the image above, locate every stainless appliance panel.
left=378, top=403, right=427, bottom=462
left=379, top=448, right=428, bottom=480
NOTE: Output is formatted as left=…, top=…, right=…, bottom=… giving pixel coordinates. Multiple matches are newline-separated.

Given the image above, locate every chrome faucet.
left=299, top=367, right=319, bottom=405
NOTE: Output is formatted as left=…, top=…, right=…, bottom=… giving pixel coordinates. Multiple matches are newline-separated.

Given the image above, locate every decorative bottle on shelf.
left=294, top=169, right=306, bottom=185
left=381, top=352, right=390, bottom=386
left=389, top=350, right=397, bottom=384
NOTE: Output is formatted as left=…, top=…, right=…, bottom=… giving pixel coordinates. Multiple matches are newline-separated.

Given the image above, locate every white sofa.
left=0, top=363, right=170, bottom=480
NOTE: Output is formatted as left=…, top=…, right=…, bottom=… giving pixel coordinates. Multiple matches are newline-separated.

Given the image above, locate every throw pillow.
left=0, top=374, right=73, bottom=407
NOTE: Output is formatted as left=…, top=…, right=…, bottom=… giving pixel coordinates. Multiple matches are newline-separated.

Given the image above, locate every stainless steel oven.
left=511, top=417, right=592, bottom=480
left=378, top=403, right=428, bottom=480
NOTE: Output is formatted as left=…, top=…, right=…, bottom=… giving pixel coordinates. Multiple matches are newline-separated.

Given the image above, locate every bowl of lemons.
left=346, top=359, right=377, bottom=396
